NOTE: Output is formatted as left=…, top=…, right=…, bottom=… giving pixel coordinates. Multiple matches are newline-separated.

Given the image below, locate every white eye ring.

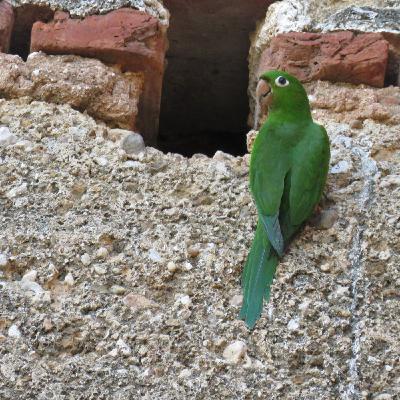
left=275, top=76, right=289, bottom=87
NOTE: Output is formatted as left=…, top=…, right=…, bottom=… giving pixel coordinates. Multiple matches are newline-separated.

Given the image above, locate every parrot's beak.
left=256, top=79, right=272, bottom=109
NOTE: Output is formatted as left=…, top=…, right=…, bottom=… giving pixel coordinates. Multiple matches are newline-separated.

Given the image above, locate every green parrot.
left=239, top=70, right=330, bottom=329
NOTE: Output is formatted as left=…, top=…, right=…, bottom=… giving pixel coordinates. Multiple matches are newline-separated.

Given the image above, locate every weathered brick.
left=258, top=31, right=389, bottom=88
left=31, top=8, right=167, bottom=144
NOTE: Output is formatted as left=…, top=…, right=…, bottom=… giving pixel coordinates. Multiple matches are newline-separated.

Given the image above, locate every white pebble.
left=108, top=348, right=118, bottom=357
left=0, top=253, right=8, bottom=267
left=214, top=161, right=229, bottom=175
left=336, top=286, right=349, bottom=297
left=287, top=318, right=300, bottom=331
left=94, top=265, right=107, bottom=275
left=116, top=339, right=131, bottom=356
left=148, top=249, right=162, bottom=263
left=176, top=294, right=192, bottom=307
left=330, top=160, right=351, bottom=174
left=22, top=270, right=37, bottom=282
left=320, top=263, right=331, bottom=272
left=223, top=341, right=247, bottom=364
left=379, top=250, right=391, bottom=261
left=121, top=132, right=145, bottom=154
left=27, top=51, right=41, bottom=60
left=178, top=369, right=192, bottom=379
left=81, top=253, right=91, bottom=266
left=64, top=273, right=74, bottom=286
left=183, top=261, right=193, bottom=271
left=229, top=294, right=243, bottom=307
left=8, top=324, right=21, bottom=338
left=167, top=261, right=177, bottom=272
left=96, top=247, right=109, bottom=259
left=110, top=285, right=126, bottom=295
left=298, top=300, right=310, bottom=311
left=213, top=150, right=234, bottom=162
left=308, top=94, right=316, bottom=102
left=0, top=126, right=17, bottom=146
left=123, top=160, right=144, bottom=170
left=21, top=280, right=44, bottom=295
left=95, top=156, right=108, bottom=167
left=7, top=183, right=27, bottom=199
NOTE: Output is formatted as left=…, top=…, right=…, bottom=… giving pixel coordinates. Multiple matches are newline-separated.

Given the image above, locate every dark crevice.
left=158, top=130, right=247, bottom=157
left=9, top=5, right=54, bottom=60
left=158, top=0, right=275, bottom=157
left=383, top=32, right=400, bottom=87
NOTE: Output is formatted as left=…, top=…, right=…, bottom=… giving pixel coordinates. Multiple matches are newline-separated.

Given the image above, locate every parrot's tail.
left=239, top=221, right=279, bottom=329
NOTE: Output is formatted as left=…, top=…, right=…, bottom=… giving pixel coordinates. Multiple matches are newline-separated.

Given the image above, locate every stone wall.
left=30, top=8, right=168, bottom=144
left=0, top=0, right=399, bottom=399
left=2, top=0, right=168, bottom=145
left=0, top=80, right=399, bottom=400
left=249, top=0, right=400, bottom=126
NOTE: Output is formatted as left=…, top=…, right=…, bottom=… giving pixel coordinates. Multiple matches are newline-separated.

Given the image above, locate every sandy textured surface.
left=0, top=81, right=399, bottom=399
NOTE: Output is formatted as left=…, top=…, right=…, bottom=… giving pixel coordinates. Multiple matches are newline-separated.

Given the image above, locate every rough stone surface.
left=30, top=8, right=167, bottom=145
left=317, top=6, right=400, bottom=33
left=10, top=0, right=169, bottom=22
left=0, top=52, right=143, bottom=130
left=0, top=126, right=17, bottom=146
left=0, top=0, right=14, bottom=53
left=248, top=0, right=400, bottom=122
left=258, top=31, right=389, bottom=88
left=0, top=80, right=399, bottom=398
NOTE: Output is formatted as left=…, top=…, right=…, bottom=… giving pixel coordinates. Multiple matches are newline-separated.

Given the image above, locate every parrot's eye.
left=275, top=76, right=289, bottom=87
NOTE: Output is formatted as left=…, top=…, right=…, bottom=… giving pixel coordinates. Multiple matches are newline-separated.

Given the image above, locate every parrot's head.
left=256, top=70, right=311, bottom=119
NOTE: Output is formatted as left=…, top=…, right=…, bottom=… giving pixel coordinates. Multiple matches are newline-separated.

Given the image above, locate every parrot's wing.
left=289, top=124, right=330, bottom=226
left=250, top=134, right=290, bottom=256
left=259, top=214, right=284, bottom=257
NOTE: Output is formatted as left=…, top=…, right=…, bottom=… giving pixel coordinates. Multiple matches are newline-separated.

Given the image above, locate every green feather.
left=260, top=212, right=284, bottom=257
left=239, top=222, right=278, bottom=329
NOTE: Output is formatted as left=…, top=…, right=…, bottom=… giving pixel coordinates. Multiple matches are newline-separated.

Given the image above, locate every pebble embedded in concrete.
left=0, top=126, right=17, bottom=146
left=167, top=261, right=177, bottom=272
left=64, top=273, right=74, bottom=286
left=81, top=253, right=91, bottom=266
left=121, top=132, right=145, bottom=154
left=223, top=341, right=248, bottom=364
left=0, top=253, right=8, bottom=267
left=7, top=183, right=28, bottom=199
left=22, top=270, right=38, bottom=282
left=178, top=369, right=192, bottom=379
left=229, top=294, right=243, bottom=307
left=96, top=247, right=109, bottom=259
left=110, top=285, right=126, bottom=295
left=287, top=318, right=300, bottom=331
left=8, top=324, right=21, bottom=339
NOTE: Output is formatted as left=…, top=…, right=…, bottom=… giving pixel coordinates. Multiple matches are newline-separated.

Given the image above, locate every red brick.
left=258, top=31, right=389, bottom=88
left=0, top=1, right=14, bottom=53
left=31, top=8, right=168, bottom=144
